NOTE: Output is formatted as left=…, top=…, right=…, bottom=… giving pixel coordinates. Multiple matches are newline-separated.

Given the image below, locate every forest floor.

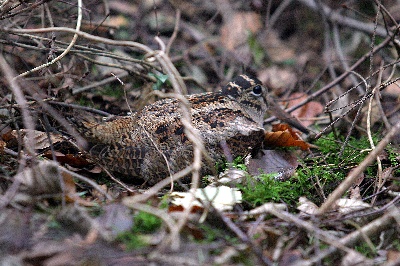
left=1, top=0, right=400, bottom=265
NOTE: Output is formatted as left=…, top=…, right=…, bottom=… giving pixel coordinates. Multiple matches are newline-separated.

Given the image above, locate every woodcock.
left=77, top=75, right=268, bottom=185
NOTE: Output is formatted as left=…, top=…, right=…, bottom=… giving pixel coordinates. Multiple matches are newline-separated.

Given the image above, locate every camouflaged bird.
left=77, top=75, right=268, bottom=185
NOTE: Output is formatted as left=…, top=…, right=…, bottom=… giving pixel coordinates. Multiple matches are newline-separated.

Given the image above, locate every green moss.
left=354, top=242, right=376, bottom=258
left=239, top=132, right=383, bottom=208
left=387, top=144, right=400, bottom=176
left=392, top=239, right=400, bottom=251
left=134, top=211, right=162, bottom=233
left=77, top=96, right=93, bottom=107
left=116, top=210, right=162, bottom=250
left=239, top=174, right=300, bottom=207
left=196, top=223, right=239, bottom=245
left=216, top=156, right=247, bottom=172
left=116, top=232, right=147, bottom=249
left=100, top=85, right=125, bottom=98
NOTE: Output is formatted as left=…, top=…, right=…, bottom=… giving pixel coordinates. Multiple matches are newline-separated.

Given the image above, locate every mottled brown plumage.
left=78, top=75, right=268, bottom=185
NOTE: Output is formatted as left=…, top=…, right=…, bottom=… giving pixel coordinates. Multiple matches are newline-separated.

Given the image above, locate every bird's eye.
left=252, top=85, right=262, bottom=96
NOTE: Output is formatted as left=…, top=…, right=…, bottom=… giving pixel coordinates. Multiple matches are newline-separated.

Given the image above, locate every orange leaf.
left=0, top=140, right=5, bottom=154
left=168, top=204, right=203, bottom=214
left=264, top=124, right=310, bottom=150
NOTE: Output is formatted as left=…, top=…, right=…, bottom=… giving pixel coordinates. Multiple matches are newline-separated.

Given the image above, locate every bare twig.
left=297, top=0, right=387, bottom=37
left=47, top=100, right=112, bottom=117
left=0, top=0, right=50, bottom=20
left=332, top=24, right=364, bottom=94
left=369, top=62, right=384, bottom=204
left=152, top=38, right=204, bottom=251
left=15, top=0, right=83, bottom=79
left=218, top=209, right=273, bottom=266
left=166, top=9, right=181, bottom=55
left=2, top=26, right=154, bottom=54
left=264, top=34, right=396, bottom=125
left=0, top=57, right=36, bottom=156
left=305, top=209, right=396, bottom=264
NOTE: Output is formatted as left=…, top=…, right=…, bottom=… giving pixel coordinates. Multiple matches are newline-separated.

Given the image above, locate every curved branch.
left=297, top=0, right=388, bottom=37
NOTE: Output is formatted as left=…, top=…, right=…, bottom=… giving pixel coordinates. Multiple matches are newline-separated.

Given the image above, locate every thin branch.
left=2, top=26, right=154, bottom=54
left=297, top=0, right=387, bottom=37
left=166, top=9, right=181, bottom=55
left=264, top=33, right=395, bottom=125
left=15, top=0, right=83, bottom=79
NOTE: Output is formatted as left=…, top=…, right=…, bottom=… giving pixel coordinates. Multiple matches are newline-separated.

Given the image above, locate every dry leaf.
left=248, top=150, right=298, bottom=180
left=212, top=168, right=247, bottom=186
left=334, top=198, right=370, bottom=214
left=258, top=66, right=298, bottom=94
left=11, top=160, right=95, bottom=206
left=284, top=92, right=324, bottom=127
left=264, top=123, right=310, bottom=150
left=106, top=15, right=129, bottom=28
left=361, top=101, right=381, bottom=127
left=95, top=203, right=133, bottom=237
left=247, top=202, right=287, bottom=216
left=220, top=12, right=262, bottom=51
left=11, top=161, right=67, bottom=205
left=1, top=129, right=14, bottom=141
left=387, top=250, right=400, bottom=262
left=261, top=30, right=295, bottom=63
left=43, top=150, right=91, bottom=168
left=297, top=197, right=319, bottom=215
left=279, top=250, right=303, bottom=266
left=341, top=251, right=367, bottom=266
left=0, top=140, right=5, bottom=154
left=384, top=82, right=400, bottom=97
left=10, top=129, right=64, bottom=150
left=349, top=186, right=362, bottom=200
left=168, top=204, right=204, bottom=214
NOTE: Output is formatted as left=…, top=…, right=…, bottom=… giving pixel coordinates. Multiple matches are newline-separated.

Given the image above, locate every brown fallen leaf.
left=248, top=124, right=308, bottom=179
left=168, top=204, right=203, bottom=214
left=284, top=92, right=324, bottom=127
left=0, top=139, right=5, bottom=154
left=264, top=123, right=310, bottom=150
left=9, top=129, right=64, bottom=150
left=248, top=149, right=298, bottom=180
left=11, top=160, right=96, bottom=206
left=43, top=150, right=91, bottom=168
left=387, top=250, right=400, bottom=262
left=220, top=12, right=262, bottom=51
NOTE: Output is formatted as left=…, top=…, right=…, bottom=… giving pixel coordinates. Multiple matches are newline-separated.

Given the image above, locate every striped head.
left=222, top=75, right=268, bottom=126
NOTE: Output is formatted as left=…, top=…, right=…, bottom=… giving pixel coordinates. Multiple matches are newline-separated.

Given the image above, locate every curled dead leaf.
left=297, top=197, right=319, bottom=215
left=264, top=124, right=310, bottom=150
left=334, top=198, right=370, bottom=214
